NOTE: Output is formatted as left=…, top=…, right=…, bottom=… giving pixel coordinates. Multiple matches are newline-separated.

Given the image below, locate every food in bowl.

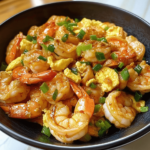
left=0, top=15, right=149, bottom=144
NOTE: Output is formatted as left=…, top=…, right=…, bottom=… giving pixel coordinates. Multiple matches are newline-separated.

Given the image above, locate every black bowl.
left=0, top=1, right=150, bottom=150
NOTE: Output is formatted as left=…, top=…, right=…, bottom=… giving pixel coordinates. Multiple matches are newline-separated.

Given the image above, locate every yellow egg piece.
left=86, top=78, right=97, bottom=87
left=106, top=26, right=126, bottom=39
left=76, top=61, right=87, bottom=74
left=20, top=39, right=32, bottom=53
left=6, top=54, right=24, bottom=71
left=64, top=68, right=81, bottom=83
left=95, top=67, right=119, bottom=92
left=47, top=56, right=74, bottom=71
left=43, top=109, right=49, bottom=128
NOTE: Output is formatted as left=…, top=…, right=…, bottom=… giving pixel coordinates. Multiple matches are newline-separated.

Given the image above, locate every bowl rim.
left=0, top=1, right=150, bottom=149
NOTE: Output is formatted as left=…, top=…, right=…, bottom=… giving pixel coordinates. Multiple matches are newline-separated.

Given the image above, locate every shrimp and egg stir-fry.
left=0, top=15, right=149, bottom=143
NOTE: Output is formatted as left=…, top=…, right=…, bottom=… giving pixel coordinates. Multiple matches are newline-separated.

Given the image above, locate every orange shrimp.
left=12, top=66, right=57, bottom=84
left=37, top=21, right=59, bottom=44
left=0, top=85, right=49, bottom=119
left=6, top=32, right=23, bottom=64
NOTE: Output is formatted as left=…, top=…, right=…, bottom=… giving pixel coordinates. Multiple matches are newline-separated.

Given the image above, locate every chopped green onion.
left=116, top=88, right=120, bottom=91
left=111, top=53, right=118, bottom=60
left=71, top=68, right=78, bottom=75
left=95, top=120, right=105, bottom=128
left=76, top=44, right=92, bottom=56
left=40, top=82, right=49, bottom=93
left=77, top=29, right=86, bottom=39
left=142, top=57, right=146, bottom=60
left=104, top=120, right=111, bottom=129
left=118, top=62, right=124, bottom=69
left=0, top=62, right=7, bottom=71
left=98, top=128, right=106, bottom=137
left=95, top=52, right=105, bottom=61
left=41, top=44, right=48, bottom=50
left=52, top=89, right=58, bottom=100
left=99, top=97, right=106, bottom=104
left=134, top=64, right=142, bottom=74
left=75, top=18, right=80, bottom=23
left=92, top=64, right=102, bottom=71
left=32, top=39, right=37, bottom=44
left=21, top=59, right=24, bottom=66
left=26, top=35, right=33, bottom=41
left=140, top=106, right=149, bottom=112
left=80, top=61, right=91, bottom=65
left=97, top=37, right=107, bottom=43
left=90, top=35, right=97, bottom=40
left=82, top=133, right=91, bottom=142
left=68, top=23, right=77, bottom=27
left=57, top=17, right=70, bottom=26
left=94, top=104, right=101, bottom=113
left=86, top=90, right=92, bottom=95
left=61, top=34, right=69, bottom=42
left=120, top=68, right=130, bottom=81
left=23, top=49, right=28, bottom=54
left=114, top=68, right=118, bottom=74
left=38, top=55, right=47, bottom=61
left=134, top=91, right=142, bottom=102
left=43, top=35, right=54, bottom=42
left=90, top=83, right=97, bottom=89
left=47, top=44, right=55, bottom=52
left=41, top=126, right=51, bottom=137
left=104, top=26, right=109, bottom=31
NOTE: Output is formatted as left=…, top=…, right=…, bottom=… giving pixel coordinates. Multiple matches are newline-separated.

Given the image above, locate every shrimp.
left=127, top=61, right=150, bottom=94
left=42, top=72, right=74, bottom=104
left=6, top=32, right=24, bottom=64
left=0, top=71, right=30, bottom=103
left=103, top=91, right=136, bottom=128
left=43, top=81, right=94, bottom=143
left=12, top=66, right=57, bottom=84
left=126, top=35, right=145, bottom=61
left=0, top=85, right=49, bottom=119
left=81, top=40, right=111, bottom=63
left=23, top=49, right=50, bottom=73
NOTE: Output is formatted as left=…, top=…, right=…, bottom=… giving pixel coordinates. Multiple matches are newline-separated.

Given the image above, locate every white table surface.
left=0, top=0, right=150, bottom=150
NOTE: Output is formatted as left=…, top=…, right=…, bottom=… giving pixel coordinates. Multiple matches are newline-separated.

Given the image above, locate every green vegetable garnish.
left=23, top=49, right=28, bottom=54
left=43, top=35, right=54, bottom=42
left=140, top=106, right=149, bottom=112
left=94, top=104, right=101, bottom=113
left=90, top=83, right=97, bottom=89
left=40, top=82, right=49, bottom=93
left=77, top=29, right=86, bottom=39
left=90, top=35, right=97, bottom=40
left=134, top=91, right=142, bottom=102
left=76, top=44, right=92, bottom=56
left=21, top=59, right=24, bottom=66
left=92, top=64, right=102, bottom=71
left=75, top=18, right=80, bottom=23
left=95, top=52, right=105, bottom=61
left=61, top=34, right=69, bottom=42
left=80, top=61, right=91, bottom=65
left=26, top=35, right=37, bottom=43
left=41, top=126, right=51, bottom=137
left=71, top=68, right=78, bottom=75
left=47, top=44, right=55, bottom=52
left=82, top=133, right=91, bottom=142
left=0, top=62, right=7, bottom=71
left=99, top=97, right=106, bottom=104
left=52, top=89, right=58, bottom=101
left=118, top=62, right=124, bottom=69
left=111, top=53, right=118, bottom=60
left=86, top=90, right=92, bottom=95
left=114, top=68, right=118, bottom=74
left=97, top=37, right=107, bottom=43
left=38, top=55, right=47, bottom=61
left=134, top=64, right=142, bottom=74
left=120, top=68, right=130, bottom=81
left=104, top=26, right=109, bottom=31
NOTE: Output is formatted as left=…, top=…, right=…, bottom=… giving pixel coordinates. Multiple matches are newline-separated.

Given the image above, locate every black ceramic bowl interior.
left=0, top=1, right=150, bottom=150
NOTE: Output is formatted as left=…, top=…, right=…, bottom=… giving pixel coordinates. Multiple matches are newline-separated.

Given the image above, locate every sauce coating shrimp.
left=127, top=61, right=150, bottom=94
left=1, top=85, right=49, bottom=119
left=23, top=49, right=49, bottom=73
left=0, top=71, right=30, bottom=103
left=103, top=91, right=136, bottom=128
left=42, top=72, right=74, bottom=104
left=43, top=81, right=94, bottom=143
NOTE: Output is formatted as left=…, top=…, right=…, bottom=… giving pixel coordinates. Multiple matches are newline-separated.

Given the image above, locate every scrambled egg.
left=75, top=61, right=87, bottom=76
left=64, top=68, right=81, bottom=83
left=95, top=67, right=119, bottom=92
left=43, top=109, right=49, bottom=128
left=74, top=18, right=103, bottom=34
left=20, top=39, right=32, bottom=53
left=86, top=78, right=97, bottom=87
left=6, top=54, right=24, bottom=71
left=106, top=26, right=126, bottom=39
left=47, top=56, right=74, bottom=71
left=129, top=95, right=145, bottom=113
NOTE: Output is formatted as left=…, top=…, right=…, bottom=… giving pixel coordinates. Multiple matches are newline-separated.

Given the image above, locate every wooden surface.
left=0, top=0, right=71, bottom=24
